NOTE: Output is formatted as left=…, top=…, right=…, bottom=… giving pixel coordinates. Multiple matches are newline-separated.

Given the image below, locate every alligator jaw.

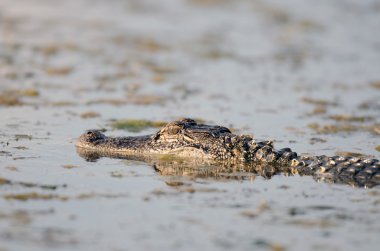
left=76, top=129, right=211, bottom=158
left=76, top=130, right=154, bottom=153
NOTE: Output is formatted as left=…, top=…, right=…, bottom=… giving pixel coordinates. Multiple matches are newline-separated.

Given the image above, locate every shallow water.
left=1, top=0, right=380, bottom=250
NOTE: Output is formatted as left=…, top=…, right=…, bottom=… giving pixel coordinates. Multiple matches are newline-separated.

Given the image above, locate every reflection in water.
left=76, top=147, right=369, bottom=188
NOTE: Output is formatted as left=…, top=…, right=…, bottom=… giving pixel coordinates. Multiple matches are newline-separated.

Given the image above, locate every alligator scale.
left=76, top=118, right=380, bottom=188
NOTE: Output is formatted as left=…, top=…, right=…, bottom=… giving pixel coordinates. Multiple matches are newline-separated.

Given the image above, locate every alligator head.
left=76, top=118, right=252, bottom=160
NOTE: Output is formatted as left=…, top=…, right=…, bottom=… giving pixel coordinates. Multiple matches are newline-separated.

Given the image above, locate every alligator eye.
left=168, top=126, right=180, bottom=135
left=87, top=131, right=93, bottom=136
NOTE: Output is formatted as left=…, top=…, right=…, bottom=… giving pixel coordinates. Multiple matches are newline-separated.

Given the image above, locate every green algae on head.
left=109, top=119, right=167, bottom=132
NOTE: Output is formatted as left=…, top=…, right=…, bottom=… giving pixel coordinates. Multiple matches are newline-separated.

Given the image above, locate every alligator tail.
left=249, top=141, right=380, bottom=188
left=293, top=155, right=380, bottom=188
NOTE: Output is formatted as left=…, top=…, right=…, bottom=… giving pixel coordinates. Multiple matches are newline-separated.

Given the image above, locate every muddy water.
left=1, top=0, right=380, bottom=250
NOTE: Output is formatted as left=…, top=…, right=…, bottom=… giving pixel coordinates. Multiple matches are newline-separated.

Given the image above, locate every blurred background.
left=1, top=0, right=379, bottom=154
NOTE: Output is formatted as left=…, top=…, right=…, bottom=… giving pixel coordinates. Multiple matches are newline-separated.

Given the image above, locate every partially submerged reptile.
left=76, top=118, right=380, bottom=188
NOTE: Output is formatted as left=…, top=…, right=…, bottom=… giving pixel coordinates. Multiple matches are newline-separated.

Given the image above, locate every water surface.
left=1, top=0, right=380, bottom=250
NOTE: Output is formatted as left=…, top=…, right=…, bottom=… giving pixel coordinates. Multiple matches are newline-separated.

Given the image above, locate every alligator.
left=76, top=118, right=380, bottom=188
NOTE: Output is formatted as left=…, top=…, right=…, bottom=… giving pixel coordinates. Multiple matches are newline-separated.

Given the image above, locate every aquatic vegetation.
left=301, top=97, right=338, bottom=106
left=370, top=81, right=380, bottom=89
left=3, top=192, right=129, bottom=201
left=4, top=192, right=69, bottom=201
left=80, top=111, right=101, bottom=119
left=329, top=115, right=374, bottom=123
left=62, top=164, right=79, bottom=169
left=109, top=119, right=167, bottom=132
left=0, top=89, right=39, bottom=106
left=45, top=66, right=73, bottom=76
